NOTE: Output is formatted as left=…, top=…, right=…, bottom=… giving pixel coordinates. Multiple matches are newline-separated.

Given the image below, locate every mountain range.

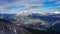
left=0, top=11, right=60, bottom=34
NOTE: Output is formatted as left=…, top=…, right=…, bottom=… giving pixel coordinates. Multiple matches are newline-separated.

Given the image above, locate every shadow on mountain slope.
left=25, top=27, right=60, bottom=34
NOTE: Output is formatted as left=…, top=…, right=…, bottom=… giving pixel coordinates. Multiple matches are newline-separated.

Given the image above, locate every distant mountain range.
left=14, top=12, right=60, bottom=30
left=0, top=11, right=60, bottom=34
left=0, top=11, right=60, bottom=24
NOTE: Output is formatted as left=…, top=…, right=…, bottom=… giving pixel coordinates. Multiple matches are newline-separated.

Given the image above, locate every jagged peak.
left=16, top=11, right=45, bottom=16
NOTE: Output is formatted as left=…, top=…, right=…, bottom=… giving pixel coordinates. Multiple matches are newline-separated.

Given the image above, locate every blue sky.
left=0, top=0, right=60, bottom=14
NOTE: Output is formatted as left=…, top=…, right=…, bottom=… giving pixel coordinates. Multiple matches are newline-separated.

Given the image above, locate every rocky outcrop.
left=0, top=19, right=31, bottom=34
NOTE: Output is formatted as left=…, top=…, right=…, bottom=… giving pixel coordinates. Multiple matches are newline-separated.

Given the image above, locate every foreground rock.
left=0, top=19, right=31, bottom=34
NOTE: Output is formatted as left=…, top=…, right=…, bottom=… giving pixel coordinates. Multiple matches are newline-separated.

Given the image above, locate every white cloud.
left=56, top=6, right=60, bottom=8
left=26, top=4, right=43, bottom=8
left=55, top=1, right=60, bottom=4
left=0, top=0, right=45, bottom=14
left=0, top=0, right=46, bottom=8
left=47, top=0, right=56, bottom=2
left=0, top=0, right=59, bottom=14
left=53, top=11, right=60, bottom=14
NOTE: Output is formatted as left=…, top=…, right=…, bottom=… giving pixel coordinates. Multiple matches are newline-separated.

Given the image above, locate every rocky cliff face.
left=0, top=19, right=31, bottom=34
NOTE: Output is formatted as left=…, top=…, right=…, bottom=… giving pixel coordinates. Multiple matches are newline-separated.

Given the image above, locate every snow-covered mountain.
left=0, top=11, right=60, bottom=33
left=50, top=11, right=60, bottom=14
left=14, top=11, right=60, bottom=28
left=16, top=11, right=45, bottom=17
left=0, top=11, right=60, bottom=24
